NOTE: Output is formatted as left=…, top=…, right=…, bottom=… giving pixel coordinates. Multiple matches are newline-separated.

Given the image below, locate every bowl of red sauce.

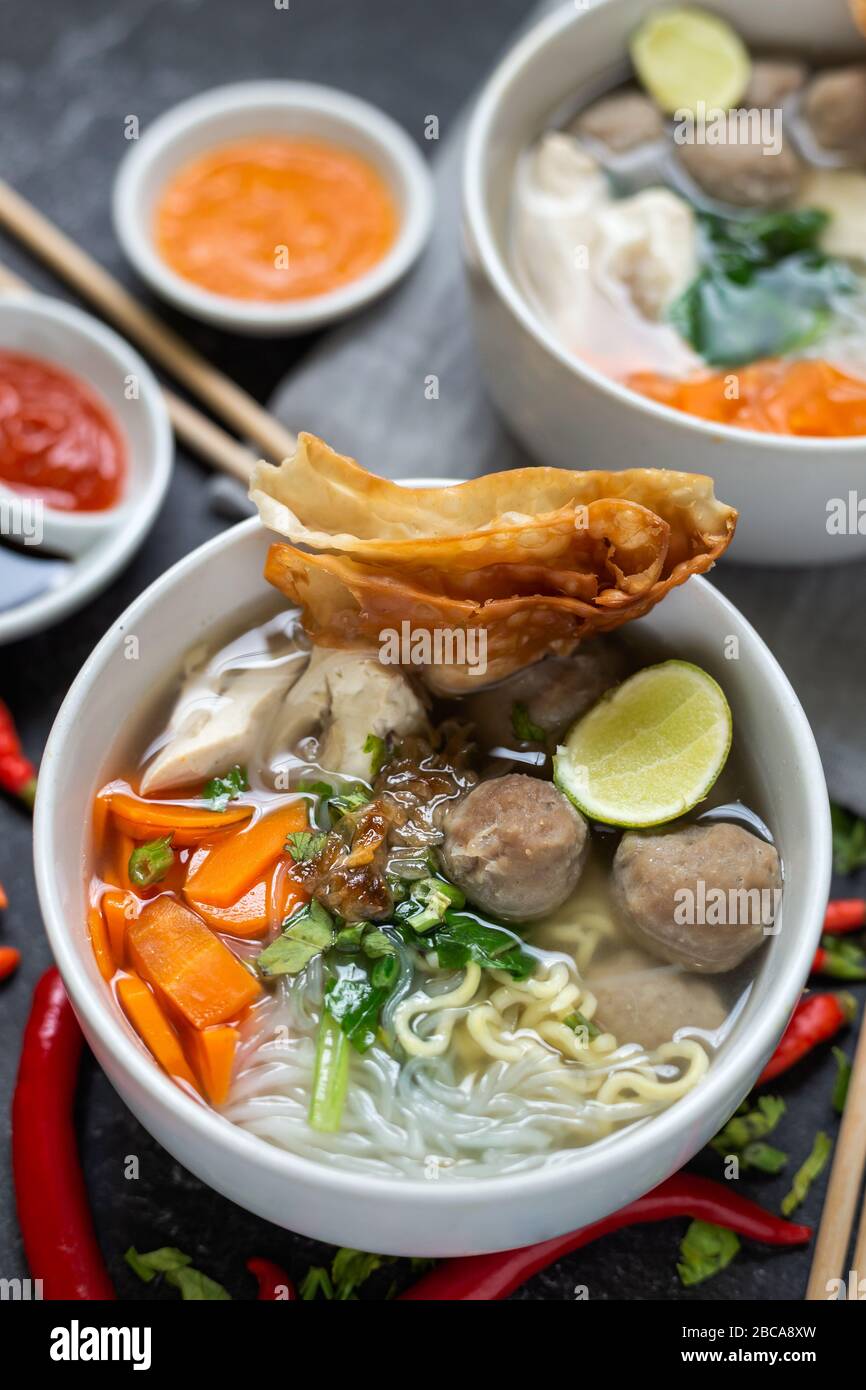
left=113, top=82, right=433, bottom=335
left=0, top=293, right=172, bottom=643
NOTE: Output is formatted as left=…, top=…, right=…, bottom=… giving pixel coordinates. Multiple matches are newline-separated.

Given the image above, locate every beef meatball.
left=804, top=66, right=866, bottom=154
left=587, top=946, right=728, bottom=1052
left=744, top=59, right=807, bottom=109
left=463, top=640, right=627, bottom=756
left=676, top=136, right=802, bottom=208
left=612, top=823, right=782, bottom=974
left=438, top=774, right=588, bottom=921
left=574, top=90, right=664, bottom=152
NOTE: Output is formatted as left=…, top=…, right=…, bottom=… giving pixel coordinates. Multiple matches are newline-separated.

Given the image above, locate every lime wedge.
left=553, top=660, right=731, bottom=828
left=630, top=7, right=751, bottom=116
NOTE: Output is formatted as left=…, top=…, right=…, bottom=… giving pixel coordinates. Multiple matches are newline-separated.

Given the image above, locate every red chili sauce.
left=0, top=351, right=126, bottom=511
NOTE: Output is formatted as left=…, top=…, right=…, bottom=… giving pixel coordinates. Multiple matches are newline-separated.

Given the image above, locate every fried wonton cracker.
left=253, top=434, right=736, bottom=691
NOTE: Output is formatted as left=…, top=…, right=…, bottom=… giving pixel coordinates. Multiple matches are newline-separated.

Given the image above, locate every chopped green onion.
left=739, top=1142, right=789, bottom=1175
left=128, top=835, right=174, bottom=888
left=405, top=876, right=466, bottom=931
left=563, top=1010, right=601, bottom=1041
left=677, top=1220, right=740, bottom=1287
left=711, top=1096, right=785, bottom=1157
left=832, top=1046, right=852, bottom=1115
left=781, top=1131, right=832, bottom=1216
left=309, top=1010, right=350, bottom=1133
left=202, top=764, right=248, bottom=812
left=285, top=830, right=328, bottom=862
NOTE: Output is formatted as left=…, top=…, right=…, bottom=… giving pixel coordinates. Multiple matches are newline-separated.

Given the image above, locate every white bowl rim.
left=462, top=2, right=866, bottom=455
left=34, top=508, right=831, bottom=1210
left=113, top=80, right=434, bottom=332
left=0, top=291, right=173, bottom=645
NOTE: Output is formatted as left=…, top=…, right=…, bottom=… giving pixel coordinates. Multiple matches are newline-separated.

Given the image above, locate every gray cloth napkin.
left=268, top=7, right=866, bottom=819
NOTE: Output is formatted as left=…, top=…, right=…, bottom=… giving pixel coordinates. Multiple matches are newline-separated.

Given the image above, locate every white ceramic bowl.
left=0, top=292, right=172, bottom=645
left=34, top=506, right=830, bottom=1256
left=113, top=81, right=433, bottom=336
left=463, top=0, right=866, bottom=566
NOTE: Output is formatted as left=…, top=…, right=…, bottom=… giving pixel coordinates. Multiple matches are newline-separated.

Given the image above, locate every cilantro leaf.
left=429, top=911, right=535, bottom=981
left=256, top=900, right=334, bottom=977
left=325, top=958, right=398, bottom=1053
left=202, top=765, right=249, bottom=812
left=286, top=830, right=328, bottom=862
left=124, top=1246, right=230, bottom=1300
left=363, top=733, right=387, bottom=778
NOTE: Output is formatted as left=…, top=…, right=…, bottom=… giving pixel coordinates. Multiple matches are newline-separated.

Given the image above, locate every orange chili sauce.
left=628, top=359, right=866, bottom=437
left=155, top=136, right=400, bottom=301
left=0, top=351, right=126, bottom=510
left=89, top=779, right=309, bottom=1102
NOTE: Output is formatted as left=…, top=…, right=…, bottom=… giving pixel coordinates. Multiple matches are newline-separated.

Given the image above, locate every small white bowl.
left=0, top=293, right=172, bottom=645
left=463, top=0, right=866, bottom=566
left=34, top=506, right=831, bottom=1256
left=113, top=81, right=434, bottom=336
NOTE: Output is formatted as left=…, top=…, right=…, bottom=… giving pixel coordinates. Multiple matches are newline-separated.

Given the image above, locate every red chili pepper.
left=0, top=699, right=37, bottom=809
left=246, top=1256, right=297, bottom=1301
left=399, top=1173, right=811, bottom=1301
left=12, top=968, right=116, bottom=1299
left=823, top=899, right=866, bottom=934
left=0, top=945, right=21, bottom=981
left=757, top=991, right=856, bottom=1085
left=0, top=880, right=7, bottom=910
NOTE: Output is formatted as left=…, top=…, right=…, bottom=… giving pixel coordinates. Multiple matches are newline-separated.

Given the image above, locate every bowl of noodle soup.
left=34, top=465, right=830, bottom=1255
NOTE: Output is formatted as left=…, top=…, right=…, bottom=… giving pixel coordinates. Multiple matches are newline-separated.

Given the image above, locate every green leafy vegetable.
left=831, top=803, right=866, bottom=876
left=363, top=733, right=387, bottom=778
left=511, top=702, right=546, bottom=744
left=309, top=1009, right=350, bottom=1133
left=669, top=208, right=858, bottom=367
left=335, top=923, right=367, bottom=952
left=832, top=1046, right=852, bottom=1115
left=363, top=929, right=396, bottom=959
left=299, top=779, right=334, bottom=799
left=256, top=900, right=335, bottom=977
left=329, top=785, right=371, bottom=817
left=325, top=958, right=397, bottom=1053
left=128, top=835, right=174, bottom=888
left=781, top=1131, right=832, bottom=1216
left=676, top=1220, right=740, bottom=1287
left=428, top=911, right=535, bottom=981
left=300, top=1247, right=396, bottom=1300
left=202, top=764, right=248, bottom=812
left=285, top=830, right=328, bottom=862
left=124, top=1246, right=230, bottom=1300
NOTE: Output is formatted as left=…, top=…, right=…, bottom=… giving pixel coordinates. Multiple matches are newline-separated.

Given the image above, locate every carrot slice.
left=87, top=904, right=114, bottom=982
left=186, top=862, right=308, bottom=938
left=91, top=793, right=109, bottom=853
left=185, top=801, right=309, bottom=908
left=186, top=1025, right=239, bottom=1105
left=114, top=831, right=136, bottom=891
left=101, top=888, right=140, bottom=965
left=116, top=972, right=200, bottom=1093
left=107, top=790, right=252, bottom=843
left=128, top=896, right=262, bottom=1028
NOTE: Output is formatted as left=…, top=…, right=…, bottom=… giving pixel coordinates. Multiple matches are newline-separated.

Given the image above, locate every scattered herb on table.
left=781, top=1132, right=833, bottom=1217
left=202, top=764, right=248, bottom=812
left=677, top=1220, right=741, bottom=1287
left=125, top=1245, right=231, bottom=1300
left=711, top=1096, right=788, bottom=1173
left=830, top=804, right=866, bottom=876
left=300, top=1246, right=396, bottom=1301
left=832, top=1046, right=852, bottom=1115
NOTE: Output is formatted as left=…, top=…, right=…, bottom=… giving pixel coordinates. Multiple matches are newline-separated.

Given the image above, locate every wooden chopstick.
left=805, top=1012, right=866, bottom=1298
left=0, top=260, right=261, bottom=485
left=0, top=178, right=297, bottom=467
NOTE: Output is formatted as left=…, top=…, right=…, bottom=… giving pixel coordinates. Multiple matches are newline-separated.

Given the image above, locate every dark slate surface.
left=0, top=0, right=862, bottom=1302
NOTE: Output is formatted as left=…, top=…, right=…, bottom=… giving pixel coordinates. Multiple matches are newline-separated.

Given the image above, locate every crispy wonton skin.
left=253, top=433, right=737, bottom=692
